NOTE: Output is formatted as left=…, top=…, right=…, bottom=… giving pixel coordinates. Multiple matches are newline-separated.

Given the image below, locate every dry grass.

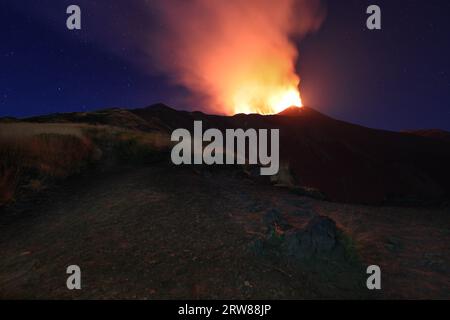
left=0, top=123, right=171, bottom=206
left=0, top=124, right=95, bottom=205
left=0, top=123, right=86, bottom=139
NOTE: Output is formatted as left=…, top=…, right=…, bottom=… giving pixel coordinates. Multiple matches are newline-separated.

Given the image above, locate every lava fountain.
left=230, top=67, right=303, bottom=115
left=150, top=0, right=324, bottom=115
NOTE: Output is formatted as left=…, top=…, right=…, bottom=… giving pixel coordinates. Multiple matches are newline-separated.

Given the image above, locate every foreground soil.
left=0, top=163, right=448, bottom=299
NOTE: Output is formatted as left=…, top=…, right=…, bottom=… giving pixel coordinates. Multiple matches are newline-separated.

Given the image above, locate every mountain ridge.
left=4, top=103, right=450, bottom=204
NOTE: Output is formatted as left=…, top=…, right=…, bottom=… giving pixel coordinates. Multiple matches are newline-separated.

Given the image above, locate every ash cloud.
left=146, top=0, right=326, bottom=114
left=12, top=0, right=325, bottom=113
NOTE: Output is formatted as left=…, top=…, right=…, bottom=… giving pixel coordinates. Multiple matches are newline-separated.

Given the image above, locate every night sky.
left=1, top=0, right=449, bottom=131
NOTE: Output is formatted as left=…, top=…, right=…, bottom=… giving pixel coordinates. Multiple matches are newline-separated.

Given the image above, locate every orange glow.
left=210, top=39, right=305, bottom=115
left=232, top=82, right=303, bottom=115
left=150, top=0, right=324, bottom=115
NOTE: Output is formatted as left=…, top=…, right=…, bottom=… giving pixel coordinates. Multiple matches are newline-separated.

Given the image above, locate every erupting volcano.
left=150, top=0, right=324, bottom=115
left=228, top=64, right=303, bottom=115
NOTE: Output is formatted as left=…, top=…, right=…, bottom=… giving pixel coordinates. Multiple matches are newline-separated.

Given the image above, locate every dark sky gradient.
left=1, top=0, right=449, bottom=131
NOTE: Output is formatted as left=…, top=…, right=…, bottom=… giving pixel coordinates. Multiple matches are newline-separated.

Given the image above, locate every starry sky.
left=1, top=0, right=449, bottom=131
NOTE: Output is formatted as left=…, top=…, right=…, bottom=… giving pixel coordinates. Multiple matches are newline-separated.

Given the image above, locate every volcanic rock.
left=282, top=216, right=340, bottom=260
left=253, top=215, right=350, bottom=263
left=262, top=209, right=291, bottom=231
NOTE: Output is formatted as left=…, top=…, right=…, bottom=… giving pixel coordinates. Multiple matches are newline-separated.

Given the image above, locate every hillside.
left=133, top=105, right=450, bottom=204
left=16, top=104, right=450, bottom=204
left=1, top=105, right=449, bottom=299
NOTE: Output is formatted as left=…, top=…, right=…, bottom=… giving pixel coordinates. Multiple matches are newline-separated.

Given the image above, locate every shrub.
left=0, top=127, right=95, bottom=206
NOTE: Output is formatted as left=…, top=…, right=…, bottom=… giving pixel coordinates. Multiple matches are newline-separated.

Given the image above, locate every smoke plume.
left=149, top=0, right=325, bottom=114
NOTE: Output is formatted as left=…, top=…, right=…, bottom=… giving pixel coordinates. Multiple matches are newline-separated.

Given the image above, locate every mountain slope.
left=404, top=129, right=450, bottom=142
left=129, top=104, right=450, bottom=204
left=15, top=104, right=450, bottom=204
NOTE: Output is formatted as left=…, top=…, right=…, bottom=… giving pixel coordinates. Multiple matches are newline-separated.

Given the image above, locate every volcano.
left=2, top=103, right=450, bottom=300
left=24, top=103, right=450, bottom=205
left=138, top=104, right=450, bottom=204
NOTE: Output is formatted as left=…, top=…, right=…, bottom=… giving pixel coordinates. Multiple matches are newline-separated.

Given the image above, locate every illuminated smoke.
left=149, top=0, right=325, bottom=114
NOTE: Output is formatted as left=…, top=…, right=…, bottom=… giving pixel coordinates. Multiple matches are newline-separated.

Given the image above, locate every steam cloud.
left=12, top=0, right=325, bottom=114
left=148, top=0, right=325, bottom=114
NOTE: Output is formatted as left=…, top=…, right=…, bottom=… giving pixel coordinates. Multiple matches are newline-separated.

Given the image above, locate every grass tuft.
left=0, top=123, right=171, bottom=206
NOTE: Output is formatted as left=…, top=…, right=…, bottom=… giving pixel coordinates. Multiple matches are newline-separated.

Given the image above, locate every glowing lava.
left=232, top=85, right=303, bottom=115
left=150, top=0, right=323, bottom=116
left=225, top=60, right=304, bottom=115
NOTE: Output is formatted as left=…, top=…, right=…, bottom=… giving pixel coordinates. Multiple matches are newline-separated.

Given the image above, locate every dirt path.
left=0, top=163, right=447, bottom=299
left=0, top=164, right=327, bottom=299
left=313, top=200, right=450, bottom=299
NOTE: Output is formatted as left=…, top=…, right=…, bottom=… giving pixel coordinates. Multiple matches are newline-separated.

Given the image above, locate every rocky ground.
left=0, top=163, right=448, bottom=299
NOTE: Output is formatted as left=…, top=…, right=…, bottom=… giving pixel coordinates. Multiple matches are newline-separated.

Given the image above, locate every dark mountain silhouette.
left=127, top=104, right=450, bottom=204
left=404, top=129, right=450, bottom=142
left=20, top=103, right=450, bottom=204
left=2, top=104, right=450, bottom=299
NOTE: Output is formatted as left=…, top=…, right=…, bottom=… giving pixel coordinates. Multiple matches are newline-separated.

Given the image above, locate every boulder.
left=254, top=215, right=349, bottom=262
left=282, top=216, right=340, bottom=260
